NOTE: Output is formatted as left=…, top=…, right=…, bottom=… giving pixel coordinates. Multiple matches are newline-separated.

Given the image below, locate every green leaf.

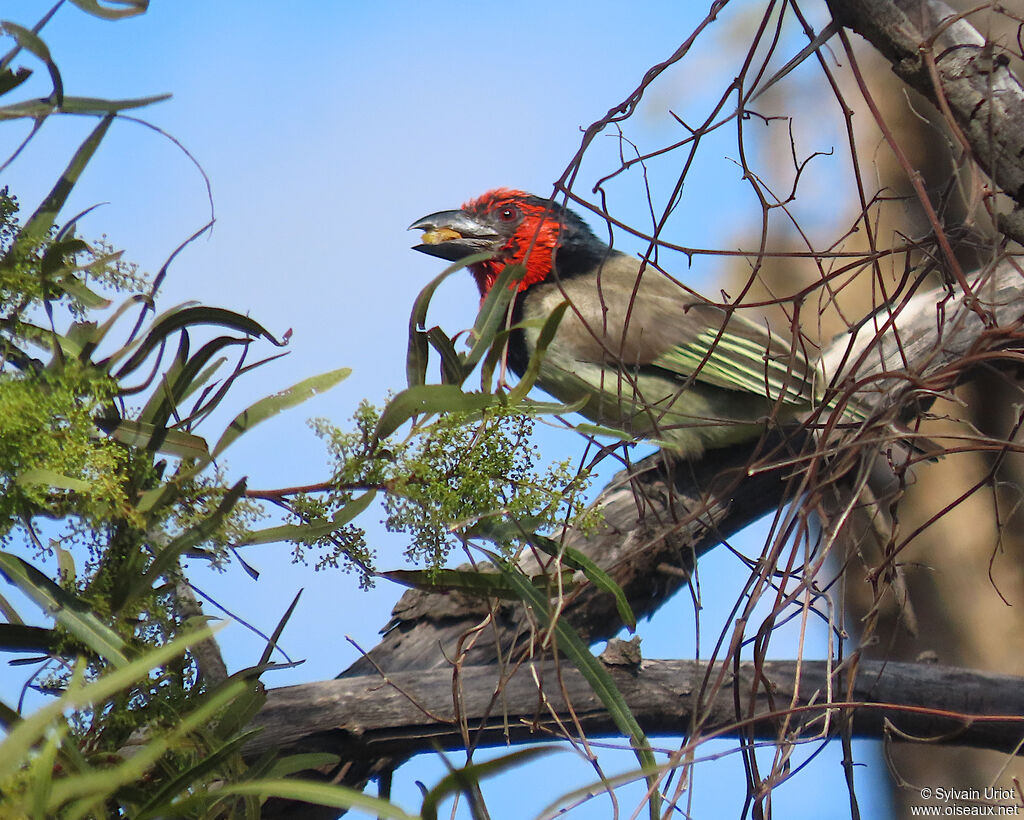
left=67, top=0, right=149, bottom=20
left=490, top=552, right=660, bottom=819
left=131, top=733, right=253, bottom=820
left=47, top=677, right=247, bottom=812
left=210, top=366, right=351, bottom=460
left=263, top=753, right=342, bottom=779
left=111, top=305, right=281, bottom=380
left=426, top=326, right=464, bottom=384
left=127, top=479, right=246, bottom=600
left=380, top=567, right=575, bottom=600
left=467, top=518, right=635, bottom=630
left=74, top=294, right=149, bottom=362
left=13, top=322, right=78, bottom=358
left=203, top=779, right=415, bottom=819
left=0, top=553, right=129, bottom=667
left=16, top=468, right=92, bottom=493
left=54, top=273, right=111, bottom=309
left=561, top=547, right=636, bottom=631
left=138, top=334, right=245, bottom=428
left=421, top=748, right=556, bottom=820
left=0, top=93, right=170, bottom=121
left=516, top=397, right=589, bottom=417
left=571, top=422, right=636, bottom=442
left=406, top=252, right=492, bottom=388
left=0, top=22, right=61, bottom=102
left=19, top=116, right=113, bottom=244
left=506, top=300, right=568, bottom=404
left=0, top=624, right=57, bottom=653
left=0, top=626, right=222, bottom=785
left=236, top=491, right=375, bottom=547
left=462, top=262, right=523, bottom=375
left=102, top=419, right=210, bottom=459
left=0, top=66, right=31, bottom=97
left=374, top=384, right=504, bottom=441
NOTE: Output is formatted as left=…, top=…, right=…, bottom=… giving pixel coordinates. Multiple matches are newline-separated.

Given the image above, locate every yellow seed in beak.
left=420, top=227, right=462, bottom=245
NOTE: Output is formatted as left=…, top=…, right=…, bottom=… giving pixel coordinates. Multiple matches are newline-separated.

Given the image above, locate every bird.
left=409, top=188, right=825, bottom=458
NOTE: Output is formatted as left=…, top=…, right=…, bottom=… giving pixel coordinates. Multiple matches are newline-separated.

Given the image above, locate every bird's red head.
left=410, top=189, right=606, bottom=298
left=457, top=189, right=562, bottom=295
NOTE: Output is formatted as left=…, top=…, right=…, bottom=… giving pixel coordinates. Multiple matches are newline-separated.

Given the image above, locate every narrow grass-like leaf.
left=374, top=384, right=503, bottom=441
left=127, top=479, right=246, bottom=600
left=112, top=306, right=280, bottom=380
left=209, top=589, right=303, bottom=741
left=492, top=554, right=660, bottom=819
left=533, top=763, right=676, bottom=820
left=468, top=518, right=635, bottom=630
left=462, top=262, right=522, bottom=374
left=262, top=753, right=341, bottom=780
left=506, top=300, right=568, bottom=404
left=49, top=679, right=248, bottom=813
left=102, top=419, right=210, bottom=459
left=0, top=553, right=129, bottom=667
left=571, top=422, right=636, bottom=441
left=0, top=590, right=24, bottom=624
left=0, top=23, right=61, bottom=102
left=16, top=322, right=80, bottom=358
left=256, top=588, right=302, bottom=670
left=75, top=294, right=148, bottom=363
left=16, top=468, right=92, bottom=493
left=135, top=480, right=181, bottom=516
left=236, top=491, right=375, bottom=547
left=210, top=367, right=350, bottom=460
left=421, top=748, right=556, bottom=820
left=163, top=337, right=242, bottom=412
left=137, top=330, right=190, bottom=423
left=0, top=66, right=31, bottom=96
left=0, top=624, right=57, bottom=653
left=479, top=327, right=511, bottom=393
left=0, top=626, right=220, bottom=783
left=0, top=93, right=169, bottom=121
left=407, top=253, right=491, bottom=388
left=426, top=326, right=464, bottom=384
left=560, top=546, right=636, bottom=631
left=195, top=779, right=415, bottom=819
left=30, top=716, right=64, bottom=818
left=68, top=0, right=149, bottom=20
left=20, top=116, right=112, bottom=243
left=55, top=273, right=110, bottom=308
left=517, top=397, right=588, bottom=416
left=131, top=733, right=254, bottom=820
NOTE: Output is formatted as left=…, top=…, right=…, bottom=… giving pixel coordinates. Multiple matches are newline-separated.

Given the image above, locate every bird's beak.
left=409, top=208, right=500, bottom=262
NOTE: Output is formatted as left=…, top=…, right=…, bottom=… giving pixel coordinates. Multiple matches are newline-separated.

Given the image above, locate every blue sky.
left=0, top=2, right=892, bottom=817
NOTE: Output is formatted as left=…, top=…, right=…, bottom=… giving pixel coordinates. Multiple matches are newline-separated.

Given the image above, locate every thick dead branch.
left=253, top=658, right=1024, bottom=762
left=827, top=0, right=1024, bottom=242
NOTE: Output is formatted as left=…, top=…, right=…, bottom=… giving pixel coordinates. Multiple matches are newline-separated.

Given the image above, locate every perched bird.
left=409, top=189, right=823, bottom=457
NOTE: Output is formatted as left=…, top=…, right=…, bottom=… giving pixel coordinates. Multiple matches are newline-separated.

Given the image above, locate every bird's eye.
left=498, top=205, right=519, bottom=222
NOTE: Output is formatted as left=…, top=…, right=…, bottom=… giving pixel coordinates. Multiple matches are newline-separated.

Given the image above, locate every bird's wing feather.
left=649, top=303, right=819, bottom=406
left=546, top=255, right=821, bottom=406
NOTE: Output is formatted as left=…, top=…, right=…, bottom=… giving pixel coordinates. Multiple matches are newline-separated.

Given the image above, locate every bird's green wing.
left=648, top=302, right=821, bottom=406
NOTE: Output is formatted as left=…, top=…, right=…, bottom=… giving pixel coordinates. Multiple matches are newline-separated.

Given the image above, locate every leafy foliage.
left=289, top=402, right=596, bottom=584
left=0, top=4, right=617, bottom=818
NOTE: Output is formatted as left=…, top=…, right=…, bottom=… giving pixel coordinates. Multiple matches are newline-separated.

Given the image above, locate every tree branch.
left=252, top=657, right=1024, bottom=763
left=826, top=0, right=1024, bottom=243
